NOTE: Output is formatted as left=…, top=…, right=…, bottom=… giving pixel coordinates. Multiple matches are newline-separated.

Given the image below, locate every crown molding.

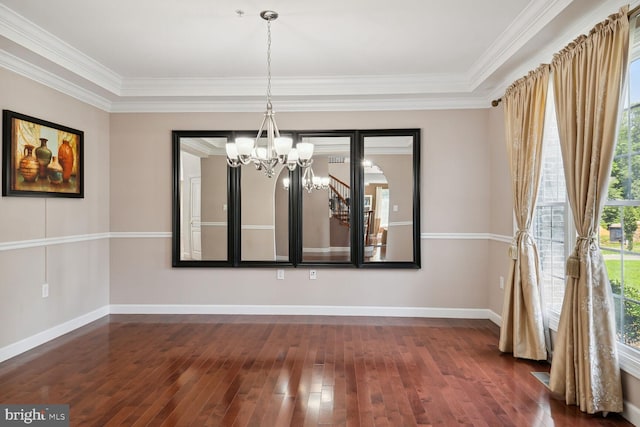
left=120, top=73, right=472, bottom=98
left=109, top=95, right=490, bottom=113
left=0, top=3, right=121, bottom=94
left=7, top=0, right=622, bottom=113
left=467, top=0, right=574, bottom=91
left=0, top=49, right=112, bottom=111
left=487, top=0, right=637, bottom=101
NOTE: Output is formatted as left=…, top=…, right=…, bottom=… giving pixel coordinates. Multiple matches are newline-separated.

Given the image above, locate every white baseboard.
left=109, top=304, right=495, bottom=319
left=624, top=399, right=640, bottom=427
left=0, top=305, right=109, bottom=363
left=487, top=309, right=502, bottom=326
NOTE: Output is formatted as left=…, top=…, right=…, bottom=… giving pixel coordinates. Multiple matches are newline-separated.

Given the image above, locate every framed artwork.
left=364, top=195, right=372, bottom=210
left=2, top=110, right=83, bottom=198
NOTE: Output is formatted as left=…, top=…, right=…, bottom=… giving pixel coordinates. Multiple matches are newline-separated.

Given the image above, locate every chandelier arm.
left=255, top=112, right=269, bottom=141
left=266, top=113, right=275, bottom=158
left=271, top=111, right=281, bottom=138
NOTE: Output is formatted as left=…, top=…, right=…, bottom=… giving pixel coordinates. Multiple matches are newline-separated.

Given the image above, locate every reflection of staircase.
left=329, top=174, right=350, bottom=225
left=329, top=174, right=373, bottom=244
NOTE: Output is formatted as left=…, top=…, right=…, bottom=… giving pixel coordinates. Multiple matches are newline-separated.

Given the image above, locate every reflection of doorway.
left=364, top=160, right=389, bottom=261
left=189, top=177, right=202, bottom=260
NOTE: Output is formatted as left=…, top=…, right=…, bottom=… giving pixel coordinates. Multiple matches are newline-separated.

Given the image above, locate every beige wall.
left=0, top=69, right=110, bottom=348
left=487, top=104, right=512, bottom=315
left=109, top=109, right=491, bottom=309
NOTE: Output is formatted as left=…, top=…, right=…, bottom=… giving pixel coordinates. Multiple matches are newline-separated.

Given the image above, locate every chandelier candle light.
left=225, top=10, right=313, bottom=178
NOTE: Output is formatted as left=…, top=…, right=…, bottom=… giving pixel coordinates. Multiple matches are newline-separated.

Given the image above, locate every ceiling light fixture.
left=282, top=167, right=330, bottom=193
left=302, top=167, right=330, bottom=193
left=225, top=10, right=313, bottom=178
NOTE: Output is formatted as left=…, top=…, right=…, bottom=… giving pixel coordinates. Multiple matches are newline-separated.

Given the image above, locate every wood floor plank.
left=0, top=315, right=633, bottom=427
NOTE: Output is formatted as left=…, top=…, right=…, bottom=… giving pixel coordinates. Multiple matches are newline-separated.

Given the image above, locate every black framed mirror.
left=172, top=129, right=420, bottom=268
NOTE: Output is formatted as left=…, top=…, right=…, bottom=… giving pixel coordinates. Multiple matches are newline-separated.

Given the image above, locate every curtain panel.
left=499, top=65, right=550, bottom=361
left=548, top=7, right=628, bottom=414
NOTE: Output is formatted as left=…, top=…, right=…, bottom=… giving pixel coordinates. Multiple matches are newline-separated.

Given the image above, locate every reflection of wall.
left=330, top=217, right=350, bottom=247
left=180, top=151, right=201, bottom=259
left=241, top=165, right=282, bottom=260
left=330, top=162, right=349, bottom=185
left=275, top=169, right=289, bottom=260
left=368, top=154, right=413, bottom=261
left=303, top=156, right=330, bottom=252
left=200, top=155, right=227, bottom=260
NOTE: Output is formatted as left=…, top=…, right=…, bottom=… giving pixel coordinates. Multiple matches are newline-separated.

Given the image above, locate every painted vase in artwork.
left=35, top=138, right=52, bottom=178
left=19, top=144, right=39, bottom=182
left=47, top=156, right=63, bottom=184
left=58, top=139, right=74, bottom=182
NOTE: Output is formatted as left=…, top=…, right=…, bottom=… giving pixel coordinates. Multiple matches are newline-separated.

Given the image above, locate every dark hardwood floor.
left=0, top=315, right=633, bottom=426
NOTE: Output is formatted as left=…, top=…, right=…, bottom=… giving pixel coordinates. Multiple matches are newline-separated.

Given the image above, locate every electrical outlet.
left=42, top=283, right=49, bottom=298
left=309, top=270, right=317, bottom=280
left=499, top=276, right=504, bottom=290
left=276, top=269, right=285, bottom=280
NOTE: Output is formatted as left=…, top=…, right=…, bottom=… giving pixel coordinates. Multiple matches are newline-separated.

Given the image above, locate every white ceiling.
left=0, top=0, right=632, bottom=112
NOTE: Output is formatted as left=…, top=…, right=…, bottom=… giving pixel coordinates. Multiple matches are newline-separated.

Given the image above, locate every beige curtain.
left=499, top=65, right=549, bottom=361
left=548, top=7, right=628, bottom=414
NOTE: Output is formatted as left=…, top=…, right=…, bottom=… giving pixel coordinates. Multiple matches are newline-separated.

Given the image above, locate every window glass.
left=533, top=86, right=567, bottom=314
left=601, top=55, right=640, bottom=350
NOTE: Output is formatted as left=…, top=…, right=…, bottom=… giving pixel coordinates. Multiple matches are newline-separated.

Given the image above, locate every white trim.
left=201, top=222, right=227, bottom=227
left=302, top=247, right=350, bottom=254
left=121, top=74, right=472, bottom=98
left=109, top=304, right=494, bottom=319
left=109, top=95, right=490, bottom=113
left=623, top=400, right=640, bottom=427
left=487, top=310, right=502, bottom=327
left=388, top=221, right=412, bottom=227
left=0, top=50, right=113, bottom=111
left=489, top=0, right=640, bottom=101
left=109, top=231, right=171, bottom=238
left=0, top=232, right=111, bottom=251
left=0, top=232, right=516, bottom=251
left=0, top=4, right=121, bottom=93
left=0, top=305, right=109, bottom=363
left=488, top=233, right=513, bottom=244
left=619, top=345, right=640, bottom=381
left=241, top=225, right=275, bottom=231
left=420, top=233, right=511, bottom=243
left=421, top=232, right=490, bottom=240
left=468, top=0, right=573, bottom=91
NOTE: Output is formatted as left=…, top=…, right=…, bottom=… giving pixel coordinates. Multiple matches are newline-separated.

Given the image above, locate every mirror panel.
left=363, top=135, right=415, bottom=263
left=172, top=129, right=420, bottom=268
left=179, top=136, right=228, bottom=262
left=240, top=161, right=288, bottom=261
left=301, top=136, right=352, bottom=263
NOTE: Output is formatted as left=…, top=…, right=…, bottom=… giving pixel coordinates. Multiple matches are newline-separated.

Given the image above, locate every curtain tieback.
left=508, top=229, right=534, bottom=260
left=566, top=234, right=597, bottom=278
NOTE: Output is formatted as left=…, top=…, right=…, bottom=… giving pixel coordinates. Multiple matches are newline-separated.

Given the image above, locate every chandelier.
left=225, top=10, right=313, bottom=178
left=282, top=167, right=330, bottom=192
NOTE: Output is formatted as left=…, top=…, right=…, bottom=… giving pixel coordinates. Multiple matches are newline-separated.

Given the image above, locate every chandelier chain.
left=266, top=19, right=272, bottom=109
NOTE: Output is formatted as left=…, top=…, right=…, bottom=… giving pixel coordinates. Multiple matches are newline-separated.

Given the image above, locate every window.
left=600, top=56, right=640, bottom=351
left=533, top=87, right=569, bottom=315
